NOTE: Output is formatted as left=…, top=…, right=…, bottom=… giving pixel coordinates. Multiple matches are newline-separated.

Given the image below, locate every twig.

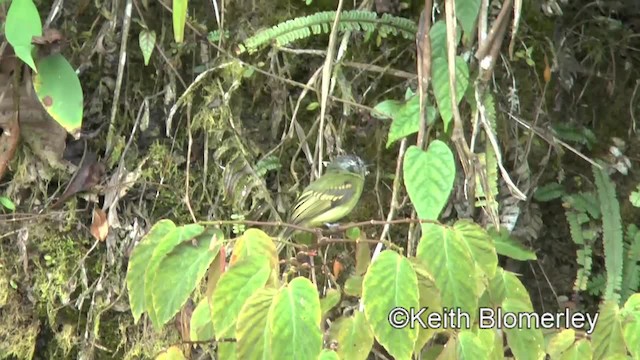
left=105, top=0, right=133, bottom=156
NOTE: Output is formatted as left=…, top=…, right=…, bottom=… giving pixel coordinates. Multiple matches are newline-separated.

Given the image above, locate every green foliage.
left=238, top=10, right=417, bottom=54
left=593, top=163, right=624, bottom=303
left=403, top=141, right=455, bottom=221
left=172, top=0, right=187, bottom=43
left=138, top=29, right=156, bottom=66
left=373, top=89, right=437, bottom=148
left=5, top=0, right=41, bottom=71
left=0, top=195, right=16, bottom=211
left=432, top=56, right=470, bottom=131
left=32, top=54, right=84, bottom=137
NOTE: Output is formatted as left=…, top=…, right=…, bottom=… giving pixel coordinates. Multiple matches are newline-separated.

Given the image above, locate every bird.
left=277, top=154, right=368, bottom=251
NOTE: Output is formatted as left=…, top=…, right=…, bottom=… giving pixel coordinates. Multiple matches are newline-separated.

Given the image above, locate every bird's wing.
left=288, top=171, right=363, bottom=227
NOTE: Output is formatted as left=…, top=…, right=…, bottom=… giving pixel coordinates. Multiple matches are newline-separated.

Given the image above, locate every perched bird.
left=278, top=155, right=368, bottom=248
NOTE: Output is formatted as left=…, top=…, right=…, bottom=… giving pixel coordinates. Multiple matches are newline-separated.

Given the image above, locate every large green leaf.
left=318, top=350, right=340, bottom=360
left=417, top=223, right=478, bottom=321
left=126, top=219, right=176, bottom=322
left=403, top=142, right=455, bottom=221
left=454, top=220, right=498, bottom=278
left=236, top=288, right=277, bottom=360
left=559, top=340, right=592, bottom=360
left=431, top=56, right=469, bottom=131
left=328, top=312, right=374, bottom=360
left=501, top=271, right=545, bottom=360
left=190, top=298, right=214, bottom=341
left=623, top=313, right=640, bottom=358
left=212, top=256, right=271, bottom=338
left=152, top=228, right=222, bottom=326
left=592, top=301, right=627, bottom=359
left=32, top=54, right=84, bottom=137
left=5, top=0, right=42, bottom=71
left=455, top=0, right=481, bottom=37
left=545, top=329, right=575, bottom=359
left=430, top=20, right=461, bottom=60
left=409, top=257, right=441, bottom=353
left=362, top=250, right=419, bottom=360
left=269, top=277, right=322, bottom=359
left=457, top=331, right=488, bottom=360
left=143, top=223, right=205, bottom=329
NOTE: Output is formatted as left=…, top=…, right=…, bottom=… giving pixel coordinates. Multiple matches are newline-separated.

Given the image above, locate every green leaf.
left=236, top=288, right=277, bottom=360
left=231, top=228, right=278, bottom=271
left=5, top=0, right=42, bottom=72
left=454, top=220, right=498, bottom=278
left=592, top=301, right=627, bottom=359
left=455, top=0, right=481, bottom=37
left=138, top=29, right=156, bottom=66
left=344, top=275, right=363, bottom=297
left=152, top=228, right=222, bottom=326
left=269, top=277, right=322, bottom=359
left=430, top=21, right=461, bottom=60
left=318, top=350, right=340, bottom=360
left=534, top=182, right=566, bottom=202
left=328, top=312, right=374, bottom=360
left=320, top=289, right=341, bottom=317
left=559, top=339, right=592, bottom=360
left=431, top=56, right=469, bottom=131
left=457, top=331, right=488, bottom=360
left=488, top=227, right=537, bottom=261
left=172, top=0, right=188, bottom=43
left=545, top=329, right=575, bottom=359
left=126, top=220, right=176, bottom=322
left=190, top=298, right=214, bottom=341
left=143, top=223, right=205, bottom=329
left=501, top=271, right=545, bottom=360
left=373, top=94, right=436, bottom=148
left=409, top=257, right=441, bottom=353
left=623, top=313, right=640, bottom=358
left=212, top=256, right=271, bottom=338
left=417, top=223, right=478, bottom=321
left=403, top=142, right=455, bottom=221
left=32, top=54, right=84, bottom=137
left=629, top=188, right=640, bottom=207
left=0, top=196, right=16, bottom=211
left=362, top=250, right=419, bottom=360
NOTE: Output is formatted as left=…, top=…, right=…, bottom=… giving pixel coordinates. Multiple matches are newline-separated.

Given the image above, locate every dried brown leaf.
left=90, top=208, right=108, bottom=241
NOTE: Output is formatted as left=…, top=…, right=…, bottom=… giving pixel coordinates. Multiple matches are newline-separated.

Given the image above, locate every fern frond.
left=593, top=163, right=624, bottom=304
left=240, top=10, right=417, bottom=54
left=621, top=224, right=640, bottom=302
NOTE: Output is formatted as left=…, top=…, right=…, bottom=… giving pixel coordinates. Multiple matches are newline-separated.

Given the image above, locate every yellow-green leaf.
left=362, top=250, right=419, bottom=360
left=269, top=277, right=322, bottom=359
left=454, top=220, right=498, bottom=278
left=559, top=340, right=592, bottom=360
left=236, top=288, right=277, bottom=360
left=417, top=223, right=478, bottom=322
left=545, top=329, right=575, bottom=359
left=190, top=298, right=214, bottom=341
left=457, top=331, right=488, bottom=360
left=320, top=289, right=341, bottom=317
left=328, top=312, right=374, bottom=360
left=592, top=301, right=627, bottom=360
left=212, top=256, right=271, bottom=338
left=431, top=56, right=469, bottom=131
left=172, top=0, right=188, bottom=43
left=32, top=54, right=84, bottom=137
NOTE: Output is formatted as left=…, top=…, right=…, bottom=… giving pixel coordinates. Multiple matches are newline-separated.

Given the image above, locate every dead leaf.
left=51, top=151, right=105, bottom=209
left=332, top=259, right=344, bottom=278
left=90, top=208, right=108, bottom=241
left=0, top=109, right=20, bottom=181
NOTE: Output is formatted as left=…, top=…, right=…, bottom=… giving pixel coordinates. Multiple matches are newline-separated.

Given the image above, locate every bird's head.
left=327, top=155, right=368, bottom=177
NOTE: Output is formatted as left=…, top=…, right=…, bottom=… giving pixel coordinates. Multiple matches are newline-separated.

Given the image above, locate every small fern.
left=236, top=10, right=418, bottom=54
left=564, top=193, right=598, bottom=292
